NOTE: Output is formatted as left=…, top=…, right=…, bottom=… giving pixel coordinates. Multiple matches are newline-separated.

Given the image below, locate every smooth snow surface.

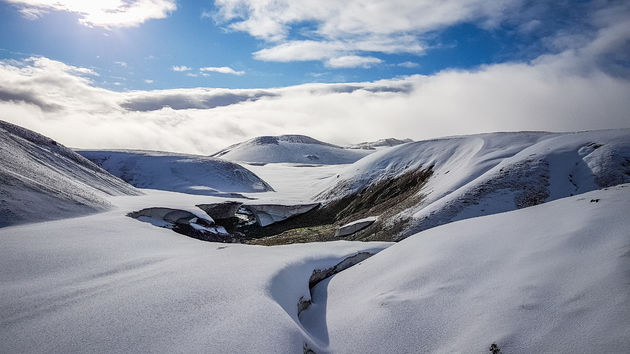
left=0, top=120, right=139, bottom=227
left=243, top=162, right=343, bottom=202
left=319, top=130, right=630, bottom=238
left=302, top=185, right=630, bottom=353
left=77, top=149, right=273, bottom=195
left=0, top=190, right=390, bottom=353
left=212, top=135, right=372, bottom=164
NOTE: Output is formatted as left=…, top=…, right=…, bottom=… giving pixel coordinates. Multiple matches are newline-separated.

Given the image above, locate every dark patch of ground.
left=247, top=167, right=432, bottom=245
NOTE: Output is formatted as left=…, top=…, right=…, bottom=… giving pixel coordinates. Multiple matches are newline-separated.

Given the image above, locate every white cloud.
left=213, top=0, right=521, bottom=65
left=186, top=73, right=199, bottom=77
left=144, top=79, right=154, bottom=84
left=114, top=61, right=128, bottom=67
left=1, top=39, right=629, bottom=155
left=200, top=66, right=245, bottom=75
left=5, top=0, right=177, bottom=28
left=326, top=56, right=382, bottom=68
left=398, top=61, right=420, bottom=68
left=172, top=65, right=191, bottom=72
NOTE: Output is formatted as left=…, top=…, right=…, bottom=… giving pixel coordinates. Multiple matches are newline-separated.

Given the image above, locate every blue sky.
left=0, top=0, right=628, bottom=154
left=0, top=0, right=586, bottom=91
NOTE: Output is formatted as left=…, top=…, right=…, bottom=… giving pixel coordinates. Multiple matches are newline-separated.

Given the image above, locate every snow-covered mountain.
left=316, top=130, right=630, bottom=240
left=211, top=135, right=372, bottom=164
left=346, top=137, right=413, bottom=150
left=77, top=150, right=274, bottom=196
left=0, top=120, right=139, bottom=227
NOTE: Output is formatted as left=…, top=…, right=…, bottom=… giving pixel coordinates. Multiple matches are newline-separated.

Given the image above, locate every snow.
left=346, top=138, right=413, bottom=150
left=335, top=216, right=378, bottom=237
left=243, top=162, right=344, bottom=202
left=245, top=203, right=320, bottom=226
left=0, top=120, right=139, bottom=227
left=0, top=189, right=391, bottom=353
left=211, top=135, right=372, bottom=165
left=301, top=184, right=630, bottom=353
left=1, top=121, right=629, bottom=353
left=77, top=149, right=273, bottom=196
left=318, top=130, right=630, bottom=238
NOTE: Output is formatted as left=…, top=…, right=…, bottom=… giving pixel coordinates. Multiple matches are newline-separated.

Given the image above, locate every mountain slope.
left=77, top=150, right=274, bottom=196
left=212, top=135, right=372, bottom=164
left=315, top=130, right=630, bottom=240
left=0, top=120, right=139, bottom=227
left=302, top=185, right=630, bottom=353
left=346, top=138, right=413, bottom=150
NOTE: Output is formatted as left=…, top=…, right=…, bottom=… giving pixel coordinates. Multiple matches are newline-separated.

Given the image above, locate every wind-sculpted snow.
left=0, top=193, right=390, bottom=353
left=304, top=185, right=630, bottom=353
left=212, top=134, right=372, bottom=164
left=77, top=149, right=274, bottom=195
left=318, top=130, right=630, bottom=239
left=0, top=120, right=139, bottom=227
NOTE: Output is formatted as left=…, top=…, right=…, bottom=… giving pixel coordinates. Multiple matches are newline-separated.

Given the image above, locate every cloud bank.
left=5, top=0, right=177, bottom=28
left=1, top=44, right=629, bottom=156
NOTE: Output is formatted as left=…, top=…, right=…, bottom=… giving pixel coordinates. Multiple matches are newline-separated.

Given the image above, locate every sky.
left=0, top=0, right=629, bottom=154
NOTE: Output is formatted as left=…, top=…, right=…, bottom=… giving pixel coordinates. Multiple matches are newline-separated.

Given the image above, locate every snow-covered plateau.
left=0, top=120, right=628, bottom=353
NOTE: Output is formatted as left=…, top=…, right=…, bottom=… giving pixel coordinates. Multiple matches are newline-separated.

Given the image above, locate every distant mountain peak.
left=212, top=134, right=369, bottom=164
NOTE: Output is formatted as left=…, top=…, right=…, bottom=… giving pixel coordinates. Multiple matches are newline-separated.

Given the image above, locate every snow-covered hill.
left=302, top=185, right=630, bottom=353
left=0, top=120, right=139, bottom=227
left=211, top=135, right=372, bottom=164
left=77, top=150, right=274, bottom=196
left=317, top=130, right=630, bottom=240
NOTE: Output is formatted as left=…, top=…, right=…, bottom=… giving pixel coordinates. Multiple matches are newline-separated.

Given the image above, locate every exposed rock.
left=196, top=201, right=243, bottom=220
left=127, top=207, right=208, bottom=225
left=127, top=207, right=243, bottom=243
left=308, top=252, right=373, bottom=289
left=244, top=203, right=320, bottom=227
left=335, top=216, right=378, bottom=237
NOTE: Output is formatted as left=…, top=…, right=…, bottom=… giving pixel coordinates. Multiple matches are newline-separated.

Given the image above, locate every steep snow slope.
left=0, top=189, right=390, bottom=353
left=78, top=150, right=273, bottom=195
left=212, top=135, right=372, bottom=164
left=302, top=185, right=630, bottom=353
left=0, top=120, right=139, bottom=227
left=318, top=130, right=630, bottom=239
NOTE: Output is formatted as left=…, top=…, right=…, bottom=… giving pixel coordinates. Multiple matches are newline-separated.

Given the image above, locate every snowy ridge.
left=346, top=137, right=413, bottom=150
left=77, top=149, right=274, bottom=196
left=211, top=134, right=372, bottom=164
left=317, top=130, right=630, bottom=239
left=0, top=120, right=139, bottom=227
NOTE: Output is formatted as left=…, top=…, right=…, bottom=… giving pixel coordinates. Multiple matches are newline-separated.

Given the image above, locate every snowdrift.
left=0, top=120, right=139, bottom=227
left=0, top=193, right=390, bottom=353
left=303, top=184, right=630, bottom=353
left=77, top=149, right=274, bottom=196
left=318, top=130, right=630, bottom=239
left=211, top=135, right=372, bottom=165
